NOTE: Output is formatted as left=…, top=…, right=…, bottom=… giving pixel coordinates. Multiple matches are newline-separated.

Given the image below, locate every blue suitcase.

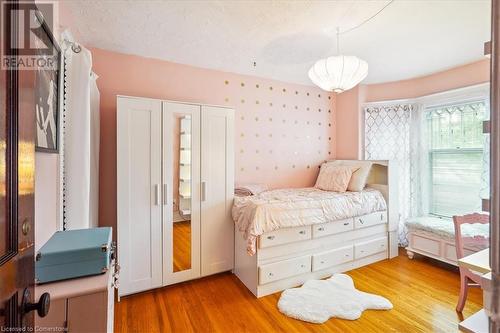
left=35, top=227, right=113, bottom=284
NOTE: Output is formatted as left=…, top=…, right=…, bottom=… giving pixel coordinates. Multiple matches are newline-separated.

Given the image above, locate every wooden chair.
left=452, top=213, right=490, bottom=312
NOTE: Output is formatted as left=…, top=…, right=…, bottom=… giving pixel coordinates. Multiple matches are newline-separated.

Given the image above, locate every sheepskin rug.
left=277, top=274, right=393, bottom=324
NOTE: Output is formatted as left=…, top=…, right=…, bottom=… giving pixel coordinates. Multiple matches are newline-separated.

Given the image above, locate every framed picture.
left=34, top=10, right=61, bottom=153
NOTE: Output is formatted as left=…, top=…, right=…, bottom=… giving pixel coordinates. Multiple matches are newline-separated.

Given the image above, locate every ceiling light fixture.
left=308, top=1, right=394, bottom=93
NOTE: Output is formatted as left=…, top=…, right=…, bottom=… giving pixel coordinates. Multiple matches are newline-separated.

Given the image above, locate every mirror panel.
left=172, top=114, right=192, bottom=272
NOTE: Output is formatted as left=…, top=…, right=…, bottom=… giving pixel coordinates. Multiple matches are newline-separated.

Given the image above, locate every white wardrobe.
left=117, top=96, right=234, bottom=296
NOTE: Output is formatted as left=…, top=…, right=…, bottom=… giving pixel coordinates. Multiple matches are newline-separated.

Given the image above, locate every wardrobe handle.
left=154, top=184, right=160, bottom=206
left=163, top=184, right=168, bottom=205
left=201, top=181, right=207, bottom=201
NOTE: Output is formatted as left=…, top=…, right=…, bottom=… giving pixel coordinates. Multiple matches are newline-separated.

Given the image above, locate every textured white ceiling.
left=60, top=0, right=491, bottom=85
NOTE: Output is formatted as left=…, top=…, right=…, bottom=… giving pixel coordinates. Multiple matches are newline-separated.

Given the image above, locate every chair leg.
left=456, top=274, right=469, bottom=312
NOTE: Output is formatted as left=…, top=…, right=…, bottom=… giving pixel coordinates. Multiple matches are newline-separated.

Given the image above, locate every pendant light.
left=308, top=28, right=368, bottom=93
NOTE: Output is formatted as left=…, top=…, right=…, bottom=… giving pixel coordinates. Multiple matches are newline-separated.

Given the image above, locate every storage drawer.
left=312, top=218, right=354, bottom=238
left=259, top=226, right=311, bottom=249
left=259, top=255, right=311, bottom=285
left=355, top=237, right=387, bottom=259
left=411, top=234, right=440, bottom=256
left=312, top=245, right=354, bottom=271
left=354, top=211, right=387, bottom=229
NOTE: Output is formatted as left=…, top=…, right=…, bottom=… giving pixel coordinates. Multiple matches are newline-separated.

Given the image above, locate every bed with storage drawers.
left=233, top=160, right=399, bottom=298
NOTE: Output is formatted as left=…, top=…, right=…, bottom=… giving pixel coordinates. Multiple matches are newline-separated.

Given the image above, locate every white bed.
left=405, top=216, right=489, bottom=265
left=233, top=160, right=399, bottom=297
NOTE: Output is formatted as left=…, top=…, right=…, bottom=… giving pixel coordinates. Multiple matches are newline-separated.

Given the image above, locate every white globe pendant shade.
left=308, top=55, right=368, bottom=93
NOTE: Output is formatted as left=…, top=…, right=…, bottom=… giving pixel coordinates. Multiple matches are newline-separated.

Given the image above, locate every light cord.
left=339, top=0, right=394, bottom=35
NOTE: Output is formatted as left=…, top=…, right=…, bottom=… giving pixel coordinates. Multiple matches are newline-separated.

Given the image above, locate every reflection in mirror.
left=173, top=114, right=192, bottom=272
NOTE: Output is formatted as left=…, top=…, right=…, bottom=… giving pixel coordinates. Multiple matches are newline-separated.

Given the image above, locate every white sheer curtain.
left=61, top=33, right=100, bottom=230
left=364, top=103, right=427, bottom=245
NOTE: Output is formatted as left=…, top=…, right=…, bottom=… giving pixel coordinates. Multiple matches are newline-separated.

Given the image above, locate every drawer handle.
left=267, top=235, right=275, bottom=240
left=318, top=227, right=325, bottom=231
left=299, top=230, right=306, bottom=235
left=343, top=222, right=349, bottom=226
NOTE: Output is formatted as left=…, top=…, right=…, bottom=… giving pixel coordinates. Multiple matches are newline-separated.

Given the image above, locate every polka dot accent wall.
left=222, top=78, right=335, bottom=188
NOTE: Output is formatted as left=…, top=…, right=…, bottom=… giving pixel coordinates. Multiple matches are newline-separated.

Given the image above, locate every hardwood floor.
left=173, top=220, right=191, bottom=272
left=115, top=250, right=482, bottom=332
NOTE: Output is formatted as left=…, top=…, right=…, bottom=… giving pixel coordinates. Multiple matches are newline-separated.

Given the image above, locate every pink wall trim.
left=90, top=47, right=335, bottom=233
left=365, top=59, right=490, bottom=102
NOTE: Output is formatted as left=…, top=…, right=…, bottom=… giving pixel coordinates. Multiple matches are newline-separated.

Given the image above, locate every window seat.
left=405, top=216, right=489, bottom=265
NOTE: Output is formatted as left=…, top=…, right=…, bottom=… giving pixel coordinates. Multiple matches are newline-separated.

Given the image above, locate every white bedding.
left=232, top=187, right=387, bottom=255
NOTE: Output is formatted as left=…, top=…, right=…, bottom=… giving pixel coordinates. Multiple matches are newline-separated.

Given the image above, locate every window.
left=426, top=101, right=486, bottom=217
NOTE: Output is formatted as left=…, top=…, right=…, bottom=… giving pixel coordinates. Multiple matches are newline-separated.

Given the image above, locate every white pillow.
left=315, top=164, right=359, bottom=192
left=326, top=160, right=373, bottom=192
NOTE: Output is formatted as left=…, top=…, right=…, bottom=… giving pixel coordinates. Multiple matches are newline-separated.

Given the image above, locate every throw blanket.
left=234, top=183, right=269, bottom=197
left=232, top=187, right=387, bottom=255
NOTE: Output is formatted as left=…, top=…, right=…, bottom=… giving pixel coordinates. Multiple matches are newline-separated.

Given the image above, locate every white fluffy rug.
left=277, top=274, right=393, bottom=324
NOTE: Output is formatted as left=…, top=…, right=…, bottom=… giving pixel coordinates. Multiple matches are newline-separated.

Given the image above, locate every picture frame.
left=34, top=9, right=61, bottom=153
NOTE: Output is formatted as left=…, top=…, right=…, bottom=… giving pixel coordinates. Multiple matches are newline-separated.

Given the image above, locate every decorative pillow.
left=315, top=164, right=359, bottom=192
left=326, top=160, right=373, bottom=192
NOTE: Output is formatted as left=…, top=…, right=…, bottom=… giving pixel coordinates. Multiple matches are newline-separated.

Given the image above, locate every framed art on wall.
left=34, top=10, right=61, bottom=153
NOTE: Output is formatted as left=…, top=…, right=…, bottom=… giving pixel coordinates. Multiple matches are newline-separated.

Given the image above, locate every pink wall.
left=335, top=59, right=490, bottom=159
left=90, top=48, right=335, bottom=233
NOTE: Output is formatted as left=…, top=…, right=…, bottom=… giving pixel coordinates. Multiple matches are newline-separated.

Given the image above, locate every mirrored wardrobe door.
left=162, top=102, right=201, bottom=285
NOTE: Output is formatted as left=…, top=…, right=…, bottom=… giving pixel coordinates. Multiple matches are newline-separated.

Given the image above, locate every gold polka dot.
left=256, top=84, right=260, bottom=88
left=241, top=99, right=245, bottom=103
left=241, top=82, right=245, bottom=87
left=224, top=80, right=229, bottom=85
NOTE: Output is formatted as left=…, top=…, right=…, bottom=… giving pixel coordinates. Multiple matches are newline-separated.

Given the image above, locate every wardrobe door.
left=200, top=106, right=235, bottom=276
left=162, top=102, right=201, bottom=285
left=117, top=97, right=163, bottom=296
